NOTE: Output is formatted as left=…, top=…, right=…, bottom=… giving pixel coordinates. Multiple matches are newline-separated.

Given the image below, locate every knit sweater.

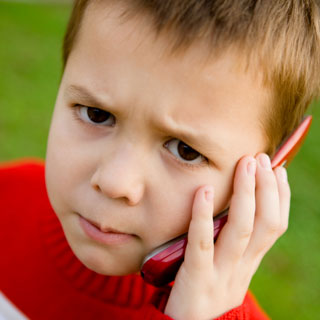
left=0, top=159, right=270, bottom=320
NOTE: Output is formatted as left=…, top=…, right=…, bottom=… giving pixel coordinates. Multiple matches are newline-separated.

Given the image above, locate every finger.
left=183, top=185, right=215, bottom=276
left=246, top=165, right=291, bottom=273
left=244, top=153, right=282, bottom=260
left=214, top=156, right=256, bottom=271
left=274, top=166, right=291, bottom=236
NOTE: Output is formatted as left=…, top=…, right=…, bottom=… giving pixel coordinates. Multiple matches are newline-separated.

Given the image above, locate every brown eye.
left=87, top=108, right=111, bottom=123
left=78, top=106, right=115, bottom=126
left=165, top=139, right=205, bottom=164
left=178, top=142, right=200, bottom=160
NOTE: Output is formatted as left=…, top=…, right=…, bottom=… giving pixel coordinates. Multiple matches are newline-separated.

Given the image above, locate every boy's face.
left=45, top=2, right=268, bottom=275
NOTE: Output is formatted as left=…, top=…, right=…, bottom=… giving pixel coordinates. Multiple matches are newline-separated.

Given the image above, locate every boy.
left=1, top=0, right=319, bottom=319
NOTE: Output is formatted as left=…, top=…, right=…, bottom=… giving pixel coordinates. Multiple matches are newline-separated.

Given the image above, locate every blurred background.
left=0, top=1, right=319, bottom=319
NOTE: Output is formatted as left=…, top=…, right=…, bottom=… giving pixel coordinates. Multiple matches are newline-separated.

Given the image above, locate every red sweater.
left=0, top=159, right=270, bottom=320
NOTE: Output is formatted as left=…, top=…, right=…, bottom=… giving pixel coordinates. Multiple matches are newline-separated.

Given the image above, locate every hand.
left=164, top=154, right=291, bottom=320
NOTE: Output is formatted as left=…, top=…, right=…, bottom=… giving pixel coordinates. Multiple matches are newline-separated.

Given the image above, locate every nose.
left=90, top=145, right=146, bottom=206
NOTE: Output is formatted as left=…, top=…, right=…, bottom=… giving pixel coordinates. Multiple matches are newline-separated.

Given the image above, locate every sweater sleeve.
left=214, top=291, right=270, bottom=320
left=126, top=290, right=269, bottom=320
left=146, top=285, right=269, bottom=320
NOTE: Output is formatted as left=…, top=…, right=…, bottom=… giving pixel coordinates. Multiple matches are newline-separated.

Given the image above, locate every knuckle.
left=234, top=174, right=255, bottom=197
left=261, top=174, right=277, bottom=190
left=241, top=181, right=254, bottom=196
left=265, top=219, right=281, bottom=234
left=199, top=239, right=213, bottom=251
left=238, top=226, right=253, bottom=240
left=232, top=185, right=253, bottom=205
left=255, top=239, right=272, bottom=254
left=279, top=222, right=288, bottom=235
left=231, top=250, right=243, bottom=262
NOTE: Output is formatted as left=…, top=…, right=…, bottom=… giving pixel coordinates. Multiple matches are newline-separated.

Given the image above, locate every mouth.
left=78, top=214, right=137, bottom=245
left=83, top=216, right=127, bottom=234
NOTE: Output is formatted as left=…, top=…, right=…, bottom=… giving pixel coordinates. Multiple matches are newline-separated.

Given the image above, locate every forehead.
left=63, top=1, right=269, bottom=160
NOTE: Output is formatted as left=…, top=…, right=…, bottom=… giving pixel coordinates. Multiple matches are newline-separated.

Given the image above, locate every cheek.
left=213, top=169, right=234, bottom=213
left=45, top=111, right=94, bottom=213
left=142, top=187, right=193, bottom=250
left=145, top=167, right=234, bottom=245
left=160, top=186, right=193, bottom=232
left=143, top=169, right=227, bottom=247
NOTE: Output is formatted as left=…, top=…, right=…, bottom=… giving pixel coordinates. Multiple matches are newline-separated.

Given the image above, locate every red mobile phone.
left=140, top=116, right=312, bottom=287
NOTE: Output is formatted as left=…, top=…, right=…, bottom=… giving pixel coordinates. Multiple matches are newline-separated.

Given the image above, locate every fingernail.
left=204, top=187, right=214, bottom=202
left=279, top=167, right=288, bottom=182
left=247, top=158, right=256, bottom=176
left=258, top=154, right=272, bottom=171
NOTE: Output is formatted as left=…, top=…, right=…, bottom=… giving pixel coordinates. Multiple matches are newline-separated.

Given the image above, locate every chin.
left=81, top=255, right=140, bottom=276
left=71, top=245, right=142, bottom=276
left=61, top=222, right=143, bottom=276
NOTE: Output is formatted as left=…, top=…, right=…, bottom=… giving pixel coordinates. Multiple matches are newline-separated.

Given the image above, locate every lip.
left=78, top=215, right=136, bottom=245
left=84, top=216, right=125, bottom=234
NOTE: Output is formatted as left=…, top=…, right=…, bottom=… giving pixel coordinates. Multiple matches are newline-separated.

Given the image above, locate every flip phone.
left=140, top=116, right=312, bottom=287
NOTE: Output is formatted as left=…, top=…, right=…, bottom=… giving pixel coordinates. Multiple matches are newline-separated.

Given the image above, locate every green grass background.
left=0, top=2, right=319, bottom=319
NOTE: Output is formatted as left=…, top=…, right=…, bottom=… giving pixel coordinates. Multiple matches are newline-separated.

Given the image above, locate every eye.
left=76, top=105, right=115, bottom=126
left=164, top=139, right=207, bottom=165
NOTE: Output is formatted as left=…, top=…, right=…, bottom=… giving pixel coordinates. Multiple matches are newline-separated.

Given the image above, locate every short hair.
left=62, top=0, right=320, bottom=155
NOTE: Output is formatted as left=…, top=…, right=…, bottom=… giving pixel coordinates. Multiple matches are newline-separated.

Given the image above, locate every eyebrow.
left=64, top=84, right=228, bottom=163
left=65, top=84, right=114, bottom=111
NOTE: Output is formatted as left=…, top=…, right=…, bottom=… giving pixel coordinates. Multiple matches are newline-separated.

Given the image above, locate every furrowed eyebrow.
left=64, top=84, right=114, bottom=111
left=155, top=118, right=227, bottom=159
left=64, top=84, right=227, bottom=163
